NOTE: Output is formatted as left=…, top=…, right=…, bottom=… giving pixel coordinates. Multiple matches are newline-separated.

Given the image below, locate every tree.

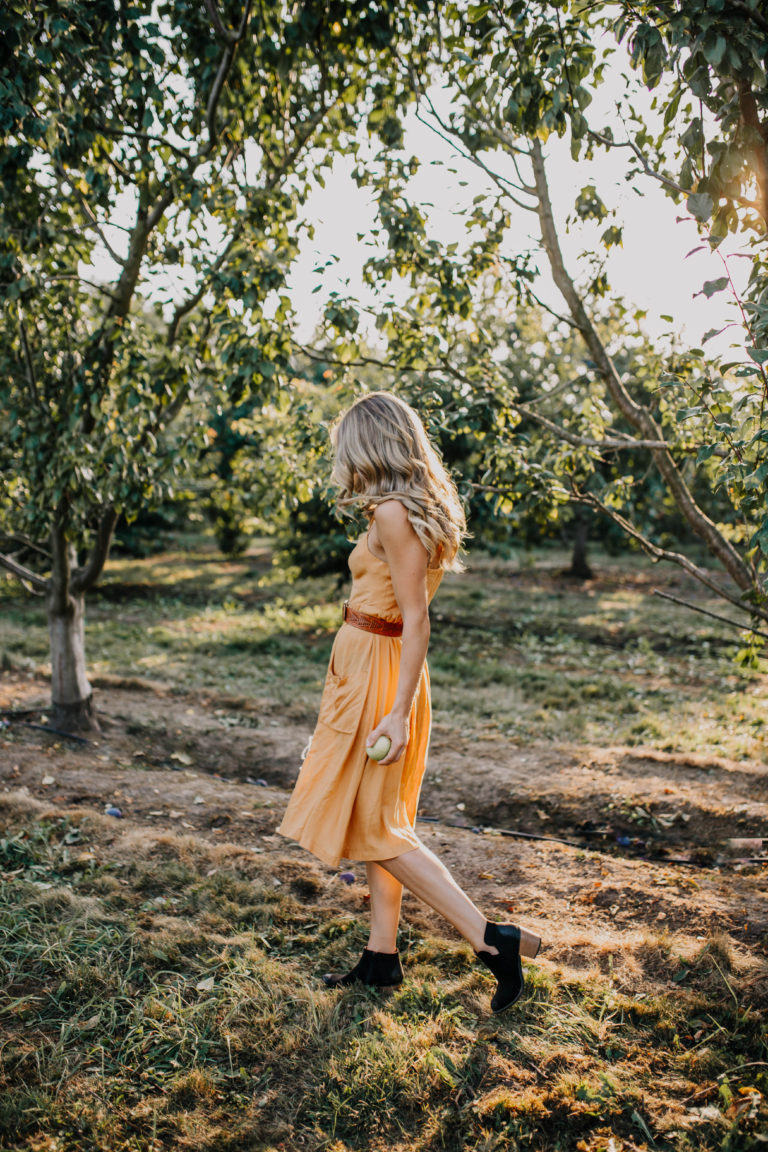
left=305, top=0, right=768, bottom=631
left=0, top=0, right=428, bottom=728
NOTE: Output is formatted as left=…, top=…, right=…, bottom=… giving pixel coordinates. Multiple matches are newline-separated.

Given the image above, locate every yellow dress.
left=277, top=530, right=443, bottom=868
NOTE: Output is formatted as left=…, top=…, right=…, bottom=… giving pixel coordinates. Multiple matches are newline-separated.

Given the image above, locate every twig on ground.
left=16, top=722, right=92, bottom=744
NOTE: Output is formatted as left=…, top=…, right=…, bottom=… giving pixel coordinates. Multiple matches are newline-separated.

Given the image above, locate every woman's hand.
left=366, top=711, right=409, bottom=766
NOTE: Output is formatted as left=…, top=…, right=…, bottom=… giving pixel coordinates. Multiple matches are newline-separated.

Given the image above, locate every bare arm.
left=365, top=500, right=431, bottom=766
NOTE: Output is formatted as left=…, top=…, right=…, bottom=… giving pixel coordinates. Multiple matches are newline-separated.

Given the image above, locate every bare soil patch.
left=2, top=671, right=766, bottom=957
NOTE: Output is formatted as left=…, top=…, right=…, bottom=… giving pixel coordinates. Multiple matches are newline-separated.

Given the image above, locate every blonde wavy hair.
left=330, top=392, right=467, bottom=572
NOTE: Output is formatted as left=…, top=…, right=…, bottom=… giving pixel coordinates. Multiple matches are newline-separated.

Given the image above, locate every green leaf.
left=703, top=35, right=726, bottom=68
left=467, top=3, right=494, bottom=21
left=700, top=277, right=729, bottom=297
left=687, top=192, right=713, bottom=221
left=575, top=184, right=607, bottom=222
left=676, top=406, right=704, bottom=422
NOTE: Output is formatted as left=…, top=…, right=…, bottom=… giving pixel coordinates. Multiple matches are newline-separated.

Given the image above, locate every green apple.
left=367, top=735, right=391, bottom=761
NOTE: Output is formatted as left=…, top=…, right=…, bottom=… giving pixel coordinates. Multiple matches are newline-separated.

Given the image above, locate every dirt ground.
left=2, top=670, right=766, bottom=969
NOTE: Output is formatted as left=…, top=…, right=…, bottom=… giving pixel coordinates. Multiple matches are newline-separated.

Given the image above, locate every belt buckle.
left=342, top=600, right=349, bottom=623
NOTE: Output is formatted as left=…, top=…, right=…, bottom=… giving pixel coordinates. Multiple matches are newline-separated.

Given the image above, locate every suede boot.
left=475, top=922, right=540, bottom=1013
left=322, top=948, right=404, bottom=988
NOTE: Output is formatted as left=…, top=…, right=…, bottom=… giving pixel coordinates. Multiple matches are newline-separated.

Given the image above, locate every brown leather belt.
left=342, top=601, right=403, bottom=637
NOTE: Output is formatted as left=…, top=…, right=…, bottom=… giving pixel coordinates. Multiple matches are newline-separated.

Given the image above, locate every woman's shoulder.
left=372, top=497, right=410, bottom=527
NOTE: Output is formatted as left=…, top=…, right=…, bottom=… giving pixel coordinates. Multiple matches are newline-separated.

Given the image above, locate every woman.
left=278, top=392, right=541, bottom=1012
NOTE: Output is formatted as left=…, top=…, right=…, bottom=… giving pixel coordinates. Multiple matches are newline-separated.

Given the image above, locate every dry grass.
left=2, top=539, right=767, bottom=1149
left=1, top=796, right=766, bottom=1152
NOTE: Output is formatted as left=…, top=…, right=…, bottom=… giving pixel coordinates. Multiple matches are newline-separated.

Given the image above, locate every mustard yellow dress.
left=277, top=530, right=443, bottom=867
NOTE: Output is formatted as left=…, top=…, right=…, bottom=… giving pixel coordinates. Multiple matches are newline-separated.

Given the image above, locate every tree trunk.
left=47, top=518, right=100, bottom=733
left=564, top=513, right=593, bottom=580
left=47, top=590, right=98, bottom=731
left=529, top=139, right=756, bottom=596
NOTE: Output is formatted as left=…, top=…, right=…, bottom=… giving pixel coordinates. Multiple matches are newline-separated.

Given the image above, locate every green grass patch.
left=2, top=540, right=766, bottom=759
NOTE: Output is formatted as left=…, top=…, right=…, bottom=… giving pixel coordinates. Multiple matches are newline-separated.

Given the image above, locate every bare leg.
left=377, top=843, right=540, bottom=957
left=365, top=861, right=403, bottom=953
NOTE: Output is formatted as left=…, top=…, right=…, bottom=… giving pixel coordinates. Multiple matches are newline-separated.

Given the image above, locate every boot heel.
left=520, top=928, right=541, bottom=959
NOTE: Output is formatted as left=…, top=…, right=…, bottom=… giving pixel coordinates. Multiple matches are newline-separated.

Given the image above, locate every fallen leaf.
left=195, top=976, right=215, bottom=992
left=687, top=1105, right=722, bottom=1121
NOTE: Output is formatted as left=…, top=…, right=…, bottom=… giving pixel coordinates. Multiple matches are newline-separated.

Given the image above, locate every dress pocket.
left=317, top=670, right=363, bottom=734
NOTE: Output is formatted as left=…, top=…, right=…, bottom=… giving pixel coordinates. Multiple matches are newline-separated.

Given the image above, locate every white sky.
left=88, top=47, right=750, bottom=362
left=287, top=63, right=749, bottom=358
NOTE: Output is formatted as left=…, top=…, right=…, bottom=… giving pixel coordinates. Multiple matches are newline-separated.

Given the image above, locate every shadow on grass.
left=1, top=801, right=766, bottom=1152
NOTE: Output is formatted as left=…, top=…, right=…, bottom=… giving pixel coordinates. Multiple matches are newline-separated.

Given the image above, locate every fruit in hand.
left=367, top=736, right=391, bottom=761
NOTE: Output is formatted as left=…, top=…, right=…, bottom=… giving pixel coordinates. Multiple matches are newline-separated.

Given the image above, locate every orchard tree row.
left=1, top=0, right=767, bottom=729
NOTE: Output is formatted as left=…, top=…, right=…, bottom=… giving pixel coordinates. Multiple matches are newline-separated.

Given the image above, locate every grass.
left=1, top=801, right=766, bottom=1152
left=2, top=536, right=768, bottom=1150
left=1, top=538, right=766, bottom=759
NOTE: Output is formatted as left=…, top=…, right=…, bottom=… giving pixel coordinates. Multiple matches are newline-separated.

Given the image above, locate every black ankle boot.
left=475, top=923, right=540, bottom=1013
left=322, top=948, right=404, bottom=989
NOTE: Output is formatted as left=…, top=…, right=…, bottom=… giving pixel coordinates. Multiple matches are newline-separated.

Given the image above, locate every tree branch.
left=44, top=274, right=119, bottom=301
left=0, top=552, right=49, bottom=591
left=587, top=127, right=694, bottom=197
left=575, top=490, right=768, bottom=622
left=524, top=286, right=579, bottom=329
left=587, top=125, right=764, bottom=213
left=203, top=0, right=253, bottom=149
left=729, top=0, right=768, bottom=38
left=206, top=42, right=237, bottom=149
left=64, top=176, right=126, bottom=265
left=515, top=404, right=670, bottom=450
left=72, top=506, right=118, bottom=594
left=652, top=588, right=768, bottom=643
left=203, top=0, right=252, bottom=45
left=529, top=138, right=755, bottom=594
left=166, top=234, right=242, bottom=345
left=522, top=373, right=589, bottom=406
left=95, top=123, right=192, bottom=161
left=415, top=98, right=538, bottom=214
left=0, top=533, right=51, bottom=559
left=18, top=312, right=40, bottom=408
